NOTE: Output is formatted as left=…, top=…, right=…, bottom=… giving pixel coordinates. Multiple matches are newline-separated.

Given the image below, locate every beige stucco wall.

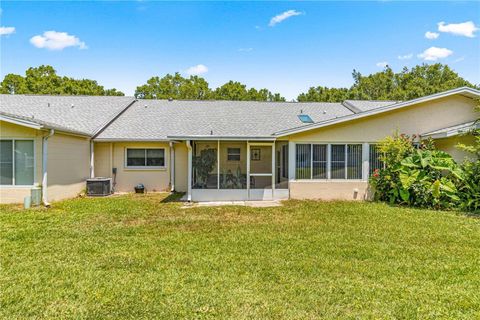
left=46, top=133, right=90, bottom=202
left=290, top=181, right=369, bottom=201
left=94, top=141, right=187, bottom=193
left=103, top=141, right=172, bottom=193
left=435, top=135, right=476, bottom=163
left=94, top=142, right=112, bottom=178
left=0, top=121, right=43, bottom=204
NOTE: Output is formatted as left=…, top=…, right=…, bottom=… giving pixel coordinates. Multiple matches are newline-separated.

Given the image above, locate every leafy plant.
left=456, top=101, right=480, bottom=212
left=192, top=148, right=217, bottom=188
left=370, top=133, right=467, bottom=210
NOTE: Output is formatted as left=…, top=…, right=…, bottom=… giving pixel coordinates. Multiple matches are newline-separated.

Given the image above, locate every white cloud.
left=425, top=31, right=439, bottom=39
left=269, top=10, right=303, bottom=27
left=453, top=56, right=465, bottom=63
left=438, top=21, right=478, bottom=38
left=30, top=31, right=87, bottom=50
left=398, top=53, right=413, bottom=60
left=238, top=48, right=253, bottom=52
left=185, top=64, right=208, bottom=75
left=0, top=26, right=15, bottom=36
left=417, top=47, right=453, bottom=61
left=376, top=61, right=388, bottom=68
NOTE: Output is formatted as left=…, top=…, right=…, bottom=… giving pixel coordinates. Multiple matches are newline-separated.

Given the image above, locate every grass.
left=1, top=194, right=480, bottom=319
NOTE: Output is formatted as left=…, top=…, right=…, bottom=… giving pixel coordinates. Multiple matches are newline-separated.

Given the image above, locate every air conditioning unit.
left=86, top=178, right=112, bottom=196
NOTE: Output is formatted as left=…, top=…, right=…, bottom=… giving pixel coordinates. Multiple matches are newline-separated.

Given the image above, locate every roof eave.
left=421, top=122, right=480, bottom=139
left=167, top=135, right=276, bottom=141
left=0, top=114, right=44, bottom=130
left=93, top=138, right=172, bottom=142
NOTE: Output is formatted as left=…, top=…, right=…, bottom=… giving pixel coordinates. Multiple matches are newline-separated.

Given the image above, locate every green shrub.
left=456, top=102, right=480, bottom=212
left=371, top=103, right=479, bottom=213
left=458, top=160, right=480, bottom=212
left=370, top=133, right=468, bottom=211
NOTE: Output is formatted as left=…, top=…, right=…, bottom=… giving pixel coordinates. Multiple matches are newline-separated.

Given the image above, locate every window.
left=0, top=140, right=34, bottom=185
left=126, top=148, right=165, bottom=168
left=227, top=148, right=241, bottom=161
left=331, top=145, right=346, bottom=179
left=295, top=143, right=363, bottom=180
left=295, top=144, right=311, bottom=179
left=347, top=144, right=362, bottom=179
left=369, top=144, right=384, bottom=175
left=312, top=144, right=327, bottom=179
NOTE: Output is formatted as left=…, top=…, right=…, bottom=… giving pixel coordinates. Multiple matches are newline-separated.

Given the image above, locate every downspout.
left=90, top=140, right=95, bottom=178
left=42, top=129, right=55, bottom=206
left=169, top=142, right=175, bottom=192
left=186, top=140, right=192, bottom=202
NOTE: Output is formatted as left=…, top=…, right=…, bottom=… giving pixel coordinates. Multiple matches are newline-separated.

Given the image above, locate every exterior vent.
left=86, top=178, right=112, bottom=196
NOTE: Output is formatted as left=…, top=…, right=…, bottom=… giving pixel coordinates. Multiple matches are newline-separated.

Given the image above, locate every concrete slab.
left=181, top=200, right=282, bottom=208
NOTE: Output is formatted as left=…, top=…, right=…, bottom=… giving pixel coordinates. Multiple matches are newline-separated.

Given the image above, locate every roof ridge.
left=92, top=98, right=137, bottom=138
left=341, top=101, right=362, bottom=113
left=344, top=99, right=399, bottom=102
left=135, top=98, right=346, bottom=104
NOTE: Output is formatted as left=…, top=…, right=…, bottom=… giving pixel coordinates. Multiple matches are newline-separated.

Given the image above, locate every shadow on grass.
left=371, top=198, right=480, bottom=218
left=160, top=192, right=185, bottom=203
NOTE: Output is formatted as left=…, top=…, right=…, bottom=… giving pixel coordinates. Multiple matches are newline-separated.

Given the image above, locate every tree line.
left=0, top=65, right=124, bottom=96
left=134, top=73, right=285, bottom=101
left=1, top=64, right=477, bottom=102
left=297, top=64, right=478, bottom=102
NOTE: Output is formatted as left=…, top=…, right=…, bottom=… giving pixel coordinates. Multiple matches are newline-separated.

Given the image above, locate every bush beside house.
left=370, top=105, right=480, bottom=213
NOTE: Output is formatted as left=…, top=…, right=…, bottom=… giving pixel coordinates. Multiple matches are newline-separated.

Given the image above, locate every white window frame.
left=124, top=148, right=166, bottom=170
left=0, top=138, right=36, bottom=187
left=294, top=142, right=369, bottom=181
left=227, top=147, right=241, bottom=161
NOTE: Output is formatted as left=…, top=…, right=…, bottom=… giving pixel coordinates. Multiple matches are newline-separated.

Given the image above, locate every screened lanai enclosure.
left=190, top=140, right=289, bottom=201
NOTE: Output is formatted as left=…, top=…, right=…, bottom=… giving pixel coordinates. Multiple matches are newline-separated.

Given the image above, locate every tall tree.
left=0, top=74, right=27, bottom=94
left=297, top=86, right=351, bottom=102
left=298, top=63, right=478, bottom=102
left=213, top=81, right=248, bottom=100
left=135, top=73, right=211, bottom=99
left=136, top=74, right=285, bottom=101
left=0, top=65, right=124, bottom=96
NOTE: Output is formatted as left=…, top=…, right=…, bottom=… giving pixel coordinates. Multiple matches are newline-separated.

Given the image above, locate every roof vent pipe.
left=71, top=104, right=74, bottom=108
left=168, top=97, right=173, bottom=101
left=300, top=109, right=303, bottom=114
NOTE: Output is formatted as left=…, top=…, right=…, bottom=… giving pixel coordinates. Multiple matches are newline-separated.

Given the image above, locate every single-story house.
left=1, top=87, right=479, bottom=204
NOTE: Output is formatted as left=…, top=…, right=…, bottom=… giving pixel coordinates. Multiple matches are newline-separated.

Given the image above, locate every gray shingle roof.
left=1, top=94, right=431, bottom=140
left=95, top=100, right=358, bottom=140
left=0, top=94, right=135, bottom=135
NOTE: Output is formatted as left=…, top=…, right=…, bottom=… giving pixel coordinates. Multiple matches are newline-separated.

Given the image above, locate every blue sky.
left=1, top=1, right=479, bottom=100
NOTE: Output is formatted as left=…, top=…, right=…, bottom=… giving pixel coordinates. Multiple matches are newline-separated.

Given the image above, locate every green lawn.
left=1, top=194, right=480, bottom=319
